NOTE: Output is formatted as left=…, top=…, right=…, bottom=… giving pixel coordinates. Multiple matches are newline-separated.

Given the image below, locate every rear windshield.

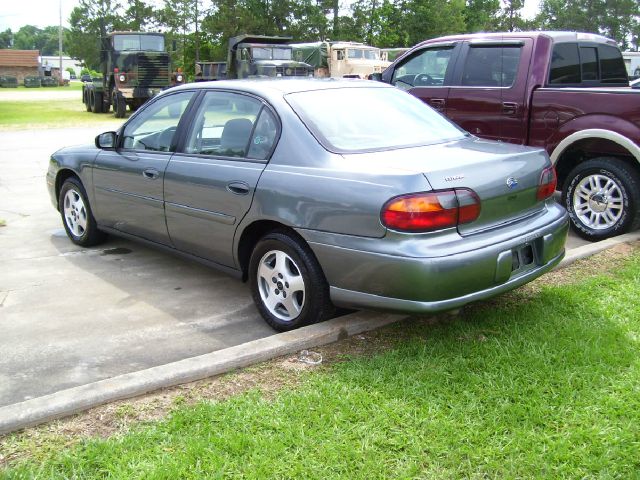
left=285, top=87, right=466, bottom=153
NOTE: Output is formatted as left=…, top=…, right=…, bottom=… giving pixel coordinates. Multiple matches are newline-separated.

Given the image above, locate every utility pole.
left=194, top=0, right=200, bottom=63
left=59, top=0, right=63, bottom=85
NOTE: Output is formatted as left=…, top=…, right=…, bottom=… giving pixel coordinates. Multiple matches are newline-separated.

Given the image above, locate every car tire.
left=92, top=91, right=104, bottom=113
left=83, top=88, right=91, bottom=112
left=59, top=177, right=107, bottom=247
left=249, top=231, right=334, bottom=332
left=562, top=157, right=640, bottom=241
left=113, top=89, right=126, bottom=118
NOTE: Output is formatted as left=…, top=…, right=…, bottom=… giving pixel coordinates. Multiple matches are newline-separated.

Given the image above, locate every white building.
left=40, top=55, right=83, bottom=77
left=622, top=51, right=640, bottom=78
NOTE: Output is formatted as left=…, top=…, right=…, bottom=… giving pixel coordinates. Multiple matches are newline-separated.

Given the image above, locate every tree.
left=67, top=0, right=126, bottom=69
left=465, top=0, right=501, bottom=32
left=0, top=29, right=12, bottom=49
left=537, top=0, right=640, bottom=49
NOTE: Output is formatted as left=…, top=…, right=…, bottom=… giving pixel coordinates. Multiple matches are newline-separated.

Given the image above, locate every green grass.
left=3, top=253, right=640, bottom=479
left=0, top=99, right=121, bottom=129
left=0, top=83, right=83, bottom=92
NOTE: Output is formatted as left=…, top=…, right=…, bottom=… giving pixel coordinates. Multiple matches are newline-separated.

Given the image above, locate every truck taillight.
left=537, top=166, right=557, bottom=201
left=381, top=189, right=480, bottom=232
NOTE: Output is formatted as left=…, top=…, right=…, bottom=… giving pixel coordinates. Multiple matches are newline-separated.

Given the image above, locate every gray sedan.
left=47, top=79, right=569, bottom=331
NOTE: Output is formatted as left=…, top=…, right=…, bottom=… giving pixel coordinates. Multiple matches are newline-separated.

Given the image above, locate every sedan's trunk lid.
left=347, top=137, right=550, bottom=235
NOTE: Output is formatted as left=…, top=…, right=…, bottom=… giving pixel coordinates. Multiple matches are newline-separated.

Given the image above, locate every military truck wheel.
left=88, top=91, right=95, bottom=112
left=83, top=89, right=91, bottom=112
left=113, top=89, right=127, bottom=118
left=92, top=91, right=104, bottom=113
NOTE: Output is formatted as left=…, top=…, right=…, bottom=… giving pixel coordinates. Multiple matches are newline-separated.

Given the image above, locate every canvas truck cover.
left=292, top=42, right=330, bottom=69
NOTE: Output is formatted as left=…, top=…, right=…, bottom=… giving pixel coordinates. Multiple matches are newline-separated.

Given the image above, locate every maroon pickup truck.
left=378, top=31, right=640, bottom=241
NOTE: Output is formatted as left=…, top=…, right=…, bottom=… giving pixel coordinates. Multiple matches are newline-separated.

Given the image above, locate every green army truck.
left=194, top=35, right=313, bottom=81
left=83, top=32, right=184, bottom=118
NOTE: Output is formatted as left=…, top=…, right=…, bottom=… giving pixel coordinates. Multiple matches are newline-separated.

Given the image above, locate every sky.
left=0, top=0, right=541, bottom=32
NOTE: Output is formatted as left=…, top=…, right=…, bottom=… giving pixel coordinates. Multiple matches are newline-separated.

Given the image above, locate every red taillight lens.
left=537, top=166, right=557, bottom=201
left=381, top=189, right=480, bottom=232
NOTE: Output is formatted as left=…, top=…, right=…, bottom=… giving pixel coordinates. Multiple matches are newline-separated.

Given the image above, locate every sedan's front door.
left=92, top=91, right=195, bottom=245
left=164, top=91, right=279, bottom=268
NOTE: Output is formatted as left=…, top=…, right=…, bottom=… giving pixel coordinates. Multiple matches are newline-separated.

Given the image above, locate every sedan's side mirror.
left=95, top=131, right=117, bottom=149
left=368, top=72, right=382, bottom=82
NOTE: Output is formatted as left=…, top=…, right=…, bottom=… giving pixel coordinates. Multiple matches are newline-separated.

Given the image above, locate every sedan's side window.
left=391, top=47, right=453, bottom=89
left=184, top=91, right=262, bottom=158
left=121, top=91, right=194, bottom=151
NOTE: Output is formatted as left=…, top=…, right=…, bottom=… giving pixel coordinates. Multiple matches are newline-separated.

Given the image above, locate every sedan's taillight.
left=537, top=166, right=557, bottom=201
left=381, top=189, right=480, bottom=232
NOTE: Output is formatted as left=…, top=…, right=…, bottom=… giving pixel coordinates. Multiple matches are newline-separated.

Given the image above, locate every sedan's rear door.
left=164, top=90, right=279, bottom=268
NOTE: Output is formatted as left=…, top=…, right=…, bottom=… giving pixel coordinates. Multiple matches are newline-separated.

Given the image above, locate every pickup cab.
left=378, top=31, right=640, bottom=241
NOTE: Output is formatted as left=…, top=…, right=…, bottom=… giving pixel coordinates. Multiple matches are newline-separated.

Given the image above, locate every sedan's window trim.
left=171, top=151, right=269, bottom=165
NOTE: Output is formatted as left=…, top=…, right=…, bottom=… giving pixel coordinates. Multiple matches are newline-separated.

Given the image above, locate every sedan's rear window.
left=285, top=86, right=466, bottom=153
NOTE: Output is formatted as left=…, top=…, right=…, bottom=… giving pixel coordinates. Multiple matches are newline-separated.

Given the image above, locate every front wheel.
left=113, top=89, right=127, bottom=118
left=249, top=232, right=334, bottom=332
left=59, top=177, right=107, bottom=247
left=562, top=157, right=640, bottom=241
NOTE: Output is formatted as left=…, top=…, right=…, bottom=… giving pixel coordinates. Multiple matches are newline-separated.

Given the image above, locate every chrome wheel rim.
left=63, top=189, right=88, bottom=238
left=257, top=250, right=305, bottom=322
left=572, top=174, right=623, bottom=230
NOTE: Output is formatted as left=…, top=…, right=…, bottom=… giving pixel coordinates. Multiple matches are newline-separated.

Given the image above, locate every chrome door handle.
left=142, top=168, right=159, bottom=180
left=430, top=98, right=446, bottom=110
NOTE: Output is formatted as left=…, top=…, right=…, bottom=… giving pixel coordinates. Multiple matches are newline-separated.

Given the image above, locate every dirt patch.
left=2, top=240, right=638, bottom=468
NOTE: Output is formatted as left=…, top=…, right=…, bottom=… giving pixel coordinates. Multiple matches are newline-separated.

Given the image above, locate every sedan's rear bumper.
left=305, top=204, right=569, bottom=314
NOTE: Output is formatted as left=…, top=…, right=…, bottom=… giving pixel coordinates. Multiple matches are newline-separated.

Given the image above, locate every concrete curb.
left=558, top=232, right=640, bottom=269
left=2, top=232, right=639, bottom=436
left=0, top=311, right=404, bottom=436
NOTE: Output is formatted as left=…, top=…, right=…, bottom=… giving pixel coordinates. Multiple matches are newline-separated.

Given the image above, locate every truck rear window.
left=549, top=44, right=580, bottom=84
left=549, top=42, right=628, bottom=86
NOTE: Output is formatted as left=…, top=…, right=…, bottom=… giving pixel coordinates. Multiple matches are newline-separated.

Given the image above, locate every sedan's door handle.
left=226, top=181, right=250, bottom=195
left=502, top=102, right=518, bottom=116
left=142, top=168, right=159, bottom=180
left=429, top=98, right=446, bottom=110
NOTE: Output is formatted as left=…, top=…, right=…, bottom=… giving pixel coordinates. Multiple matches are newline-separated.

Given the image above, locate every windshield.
left=113, top=34, right=165, bottom=52
left=347, top=49, right=380, bottom=60
left=286, top=87, right=466, bottom=153
left=251, top=47, right=292, bottom=60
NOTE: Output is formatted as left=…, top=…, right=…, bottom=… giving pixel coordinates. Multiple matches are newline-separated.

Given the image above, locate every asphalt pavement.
left=0, top=125, right=590, bottom=409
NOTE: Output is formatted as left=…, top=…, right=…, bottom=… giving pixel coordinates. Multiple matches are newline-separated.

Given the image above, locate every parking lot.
left=0, top=125, right=589, bottom=409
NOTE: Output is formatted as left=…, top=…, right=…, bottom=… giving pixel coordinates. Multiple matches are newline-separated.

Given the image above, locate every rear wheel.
left=249, top=232, right=334, bottom=331
left=562, top=157, right=640, bottom=241
left=91, top=91, right=104, bottom=113
left=83, top=88, right=91, bottom=112
left=59, top=177, right=106, bottom=247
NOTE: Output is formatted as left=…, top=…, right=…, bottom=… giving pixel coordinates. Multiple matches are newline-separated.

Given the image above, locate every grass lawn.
left=0, top=99, right=121, bottom=130
left=2, top=246, right=640, bottom=478
left=0, top=83, right=83, bottom=92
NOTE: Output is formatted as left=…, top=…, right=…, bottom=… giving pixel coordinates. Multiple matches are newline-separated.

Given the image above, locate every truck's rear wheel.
left=83, top=89, right=91, bottom=112
left=562, top=157, right=640, bottom=241
left=88, top=91, right=95, bottom=112
left=91, top=91, right=104, bottom=113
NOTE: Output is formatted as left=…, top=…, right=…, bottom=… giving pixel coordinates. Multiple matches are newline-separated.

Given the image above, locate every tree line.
left=1, top=0, right=638, bottom=73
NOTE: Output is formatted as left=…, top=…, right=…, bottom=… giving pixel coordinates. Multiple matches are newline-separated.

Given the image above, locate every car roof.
left=170, top=78, right=392, bottom=96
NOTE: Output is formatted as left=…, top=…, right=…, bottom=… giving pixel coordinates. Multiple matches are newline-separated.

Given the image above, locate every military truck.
left=82, top=32, right=184, bottom=118
left=291, top=41, right=390, bottom=79
left=194, top=35, right=313, bottom=81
